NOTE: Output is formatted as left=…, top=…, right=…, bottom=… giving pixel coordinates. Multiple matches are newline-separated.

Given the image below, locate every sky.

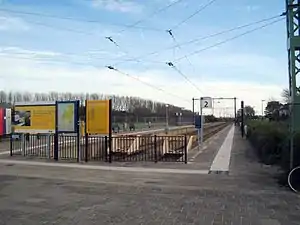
left=0, top=0, right=288, bottom=115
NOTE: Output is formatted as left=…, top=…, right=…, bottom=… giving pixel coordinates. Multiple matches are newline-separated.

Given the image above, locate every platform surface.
left=0, top=126, right=299, bottom=224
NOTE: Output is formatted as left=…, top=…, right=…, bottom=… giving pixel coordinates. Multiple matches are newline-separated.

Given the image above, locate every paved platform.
left=0, top=128, right=299, bottom=224
left=0, top=124, right=232, bottom=172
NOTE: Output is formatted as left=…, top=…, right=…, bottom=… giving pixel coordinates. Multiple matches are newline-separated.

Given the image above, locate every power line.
left=171, top=0, right=218, bottom=30
left=106, top=66, right=190, bottom=102
left=0, top=8, right=164, bottom=32
left=113, top=14, right=284, bottom=66
left=166, top=62, right=203, bottom=94
left=170, top=14, right=284, bottom=49
left=174, top=17, right=284, bottom=62
left=0, top=51, right=165, bottom=66
left=104, top=36, right=164, bottom=68
left=116, top=0, right=186, bottom=34
left=166, top=30, right=203, bottom=94
left=1, top=55, right=186, bottom=102
left=105, top=0, right=186, bottom=66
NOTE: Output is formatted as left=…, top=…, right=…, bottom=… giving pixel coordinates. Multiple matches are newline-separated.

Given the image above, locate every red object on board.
left=0, top=108, right=3, bottom=136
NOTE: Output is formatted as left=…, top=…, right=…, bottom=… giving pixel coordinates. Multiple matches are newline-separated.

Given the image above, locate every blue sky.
left=0, top=0, right=288, bottom=113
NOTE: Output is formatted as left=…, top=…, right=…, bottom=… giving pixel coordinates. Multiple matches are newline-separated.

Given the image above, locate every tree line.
left=0, top=90, right=194, bottom=123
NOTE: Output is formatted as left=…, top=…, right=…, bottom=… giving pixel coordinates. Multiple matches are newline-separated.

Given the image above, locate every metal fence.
left=10, top=133, right=188, bottom=163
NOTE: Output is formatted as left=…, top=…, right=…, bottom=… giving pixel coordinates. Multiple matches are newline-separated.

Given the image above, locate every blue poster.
left=195, top=115, right=202, bottom=129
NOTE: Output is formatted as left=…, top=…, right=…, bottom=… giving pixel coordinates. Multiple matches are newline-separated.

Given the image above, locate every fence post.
left=46, top=134, right=51, bottom=159
left=184, top=135, right=188, bottom=164
left=85, top=132, right=88, bottom=162
left=154, top=135, right=157, bottom=163
left=21, top=133, right=26, bottom=156
left=241, top=101, right=244, bottom=138
left=104, top=136, right=108, bottom=162
left=9, top=133, right=12, bottom=156
left=108, top=136, right=112, bottom=163
left=77, top=129, right=80, bottom=163
left=54, top=133, right=59, bottom=161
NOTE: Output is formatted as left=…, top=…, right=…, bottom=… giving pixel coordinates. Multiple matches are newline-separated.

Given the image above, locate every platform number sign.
left=201, top=97, right=212, bottom=108
left=204, top=101, right=209, bottom=107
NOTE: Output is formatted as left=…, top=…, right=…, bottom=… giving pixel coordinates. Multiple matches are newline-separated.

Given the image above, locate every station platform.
left=0, top=124, right=240, bottom=175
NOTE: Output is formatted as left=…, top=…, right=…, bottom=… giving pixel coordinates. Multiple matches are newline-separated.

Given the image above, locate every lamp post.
left=175, top=112, right=182, bottom=126
left=261, top=100, right=265, bottom=117
left=165, top=104, right=169, bottom=132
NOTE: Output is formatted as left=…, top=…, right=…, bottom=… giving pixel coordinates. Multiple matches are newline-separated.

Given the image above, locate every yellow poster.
left=13, top=104, right=55, bottom=133
left=86, top=100, right=110, bottom=134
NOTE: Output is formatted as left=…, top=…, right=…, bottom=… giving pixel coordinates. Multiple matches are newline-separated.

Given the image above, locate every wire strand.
left=116, top=0, right=186, bottom=34
left=171, top=0, right=218, bottom=30
left=166, top=62, right=204, bottom=94
left=0, top=8, right=164, bottom=32
left=112, top=14, right=284, bottom=66
left=166, top=31, right=203, bottom=94
left=106, top=66, right=190, bottom=102
left=174, top=17, right=284, bottom=62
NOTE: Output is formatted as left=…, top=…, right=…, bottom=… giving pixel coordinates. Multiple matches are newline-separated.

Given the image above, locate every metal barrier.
left=10, top=133, right=188, bottom=163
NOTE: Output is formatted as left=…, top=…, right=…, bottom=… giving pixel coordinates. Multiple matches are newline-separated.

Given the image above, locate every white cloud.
left=91, top=0, right=143, bottom=13
left=0, top=16, right=30, bottom=31
left=0, top=47, right=61, bottom=57
left=233, top=5, right=261, bottom=13
left=0, top=48, right=284, bottom=116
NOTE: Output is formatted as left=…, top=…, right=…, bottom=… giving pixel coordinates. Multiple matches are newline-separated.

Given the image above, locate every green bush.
left=246, top=120, right=288, bottom=165
left=246, top=120, right=300, bottom=187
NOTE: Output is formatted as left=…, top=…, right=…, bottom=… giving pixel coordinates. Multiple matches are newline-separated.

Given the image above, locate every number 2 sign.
left=201, top=97, right=212, bottom=108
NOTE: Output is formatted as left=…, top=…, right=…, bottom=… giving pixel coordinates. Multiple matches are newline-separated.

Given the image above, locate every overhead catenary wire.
left=105, top=36, right=150, bottom=66
left=106, top=66, right=190, bottom=102
left=170, top=0, right=218, bottom=30
left=113, top=13, right=285, bottom=66
left=116, top=0, right=186, bottom=34
left=1, top=55, right=184, bottom=100
left=0, top=8, right=164, bottom=32
left=166, top=62, right=204, bottom=94
left=166, top=30, right=203, bottom=94
left=174, top=17, right=284, bottom=62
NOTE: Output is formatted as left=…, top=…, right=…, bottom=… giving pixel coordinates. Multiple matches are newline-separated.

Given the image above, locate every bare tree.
left=0, top=90, right=194, bottom=124
left=0, top=90, right=7, bottom=103
left=282, top=88, right=291, bottom=103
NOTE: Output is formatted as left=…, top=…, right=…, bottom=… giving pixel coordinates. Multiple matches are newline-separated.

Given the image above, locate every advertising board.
left=13, top=102, right=55, bottom=133
left=56, top=101, right=79, bottom=133
left=86, top=100, right=110, bottom=134
left=5, top=108, right=11, bottom=134
left=0, top=108, right=4, bottom=136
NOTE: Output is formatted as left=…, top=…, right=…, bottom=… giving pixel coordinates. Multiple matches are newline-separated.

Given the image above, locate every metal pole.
left=200, top=98, right=204, bottom=145
left=234, top=97, right=237, bottom=125
left=197, top=129, right=201, bottom=150
left=212, top=98, right=214, bottom=116
left=261, top=100, right=265, bottom=117
left=241, top=101, right=244, bottom=138
left=166, top=105, right=169, bottom=132
left=192, top=98, right=195, bottom=125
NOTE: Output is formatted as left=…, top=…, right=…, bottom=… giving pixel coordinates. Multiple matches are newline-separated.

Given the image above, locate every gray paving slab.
left=0, top=127, right=300, bottom=224
left=188, top=125, right=231, bottom=169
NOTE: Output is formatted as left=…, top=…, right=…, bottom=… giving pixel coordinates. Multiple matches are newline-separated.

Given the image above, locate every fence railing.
left=10, top=133, right=188, bottom=163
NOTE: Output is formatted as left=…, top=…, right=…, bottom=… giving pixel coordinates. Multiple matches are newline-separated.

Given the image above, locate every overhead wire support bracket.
left=105, top=36, right=119, bottom=47
left=166, top=62, right=174, bottom=67
left=106, top=65, right=116, bottom=70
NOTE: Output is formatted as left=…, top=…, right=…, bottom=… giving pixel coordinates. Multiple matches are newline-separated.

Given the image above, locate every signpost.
left=200, top=97, right=213, bottom=145
left=195, top=115, right=202, bottom=150
left=200, top=97, right=213, bottom=109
